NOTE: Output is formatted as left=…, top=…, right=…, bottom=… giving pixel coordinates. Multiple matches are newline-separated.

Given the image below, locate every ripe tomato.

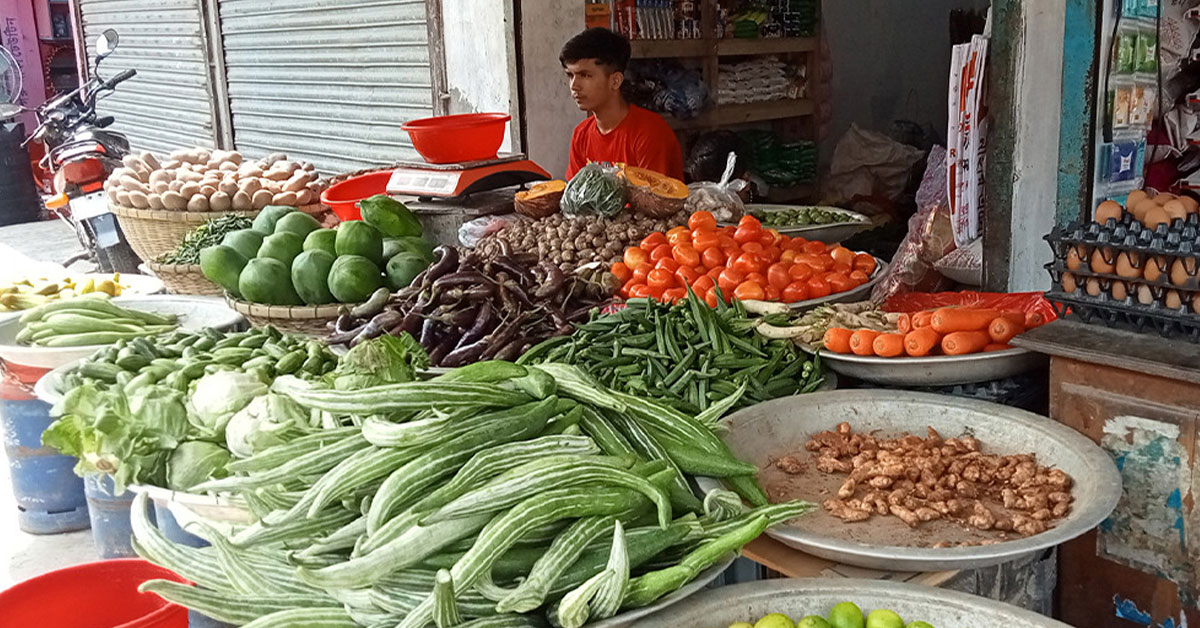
left=688, top=211, right=717, bottom=232
left=733, top=226, right=760, bottom=245
left=693, top=231, right=721, bottom=251
left=675, top=265, right=701, bottom=287
left=763, top=246, right=781, bottom=262
left=780, top=249, right=798, bottom=265
left=827, top=271, right=855, bottom=294
left=647, top=268, right=675, bottom=289
left=853, top=253, right=878, bottom=274
left=655, top=257, right=679, bottom=273
left=717, top=268, right=745, bottom=295
left=766, top=228, right=783, bottom=244
left=741, top=241, right=764, bottom=255
left=628, top=283, right=651, bottom=299
left=662, top=287, right=687, bottom=303
left=647, top=284, right=666, bottom=300
left=632, top=265, right=650, bottom=284
left=758, top=231, right=776, bottom=247
left=738, top=214, right=762, bottom=230
left=832, top=262, right=853, bottom=275
left=806, top=275, right=832, bottom=299
left=829, top=246, right=855, bottom=267
left=782, top=281, right=809, bottom=303
left=619, top=283, right=631, bottom=299
left=731, top=253, right=763, bottom=275
left=849, top=269, right=870, bottom=286
left=733, top=281, right=766, bottom=301
left=784, top=237, right=807, bottom=252
left=610, top=262, right=632, bottom=283
left=666, top=226, right=691, bottom=245
left=706, top=265, right=726, bottom=281
left=802, top=240, right=827, bottom=255
left=640, top=232, right=667, bottom=250
left=795, top=253, right=832, bottom=271
left=704, top=289, right=720, bottom=308
left=624, top=247, right=650, bottom=269
left=764, top=285, right=781, bottom=301
left=718, top=234, right=737, bottom=250
left=650, top=243, right=674, bottom=263
left=745, top=272, right=767, bottom=287
left=672, top=244, right=700, bottom=268
left=788, top=263, right=815, bottom=281
left=701, top=246, right=725, bottom=269
left=766, top=263, right=792, bottom=289
left=692, top=274, right=716, bottom=294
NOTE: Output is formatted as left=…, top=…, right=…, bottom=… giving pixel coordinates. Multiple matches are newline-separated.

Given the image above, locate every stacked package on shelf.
left=726, top=1, right=819, bottom=38
left=739, top=130, right=817, bottom=186
left=717, top=56, right=791, bottom=105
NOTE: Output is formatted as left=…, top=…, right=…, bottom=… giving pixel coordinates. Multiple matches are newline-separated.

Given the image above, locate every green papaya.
left=239, top=258, right=301, bottom=305
left=394, top=236, right=435, bottom=263
left=360, top=194, right=422, bottom=238
left=274, top=212, right=321, bottom=239
left=334, top=221, right=384, bottom=265
left=251, top=205, right=296, bottom=235
left=291, top=250, right=337, bottom=305
left=257, top=232, right=304, bottom=266
left=382, top=238, right=403, bottom=261
left=221, top=229, right=263, bottom=260
left=304, top=228, right=338, bottom=256
left=199, top=245, right=248, bottom=297
left=385, top=252, right=428, bottom=291
left=328, top=255, right=383, bottom=303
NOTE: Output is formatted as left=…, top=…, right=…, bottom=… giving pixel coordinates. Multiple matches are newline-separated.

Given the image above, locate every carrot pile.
left=822, top=307, right=1047, bottom=358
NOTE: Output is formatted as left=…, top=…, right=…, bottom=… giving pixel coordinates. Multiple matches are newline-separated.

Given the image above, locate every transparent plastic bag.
left=459, top=214, right=524, bottom=248
left=684, top=152, right=747, bottom=223
left=562, top=163, right=626, bottom=217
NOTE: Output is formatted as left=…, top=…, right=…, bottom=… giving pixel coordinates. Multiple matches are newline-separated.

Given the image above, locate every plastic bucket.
left=84, top=474, right=137, bottom=559
left=401, top=112, right=510, bottom=164
left=320, top=170, right=392, bottom=221
left=0, top=361, right=90, bottom=534
left=150, top=499, right=208, bottom=549
left=0, top=558, right=188, bottom=627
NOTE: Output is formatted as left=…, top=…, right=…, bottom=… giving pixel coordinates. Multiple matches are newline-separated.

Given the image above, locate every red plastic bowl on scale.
left=321, top=170, right=393, bottom=222
left=0, top=559, right=189, bottom=627
left=401, top=112, right=511, bottom=164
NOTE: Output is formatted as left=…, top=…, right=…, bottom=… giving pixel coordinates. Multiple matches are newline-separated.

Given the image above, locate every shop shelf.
left=630, top=37, right=818, bottom=59
left=668, top=99, right=815, bottom=130
left=717, top=37, right=818, bottom=56
left=629, top=39, right=713, bottom=59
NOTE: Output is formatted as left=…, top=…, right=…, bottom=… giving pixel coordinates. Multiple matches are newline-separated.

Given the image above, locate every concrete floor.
left=0, top=219, right=87, bottom=267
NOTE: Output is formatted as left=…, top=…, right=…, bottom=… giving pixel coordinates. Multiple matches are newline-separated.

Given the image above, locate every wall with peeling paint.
left=517, top=0, right=585, bottom=178
left=443, top=0, right=521, bottom=152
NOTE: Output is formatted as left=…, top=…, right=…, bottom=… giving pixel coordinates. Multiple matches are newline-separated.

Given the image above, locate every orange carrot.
left=984, top=343, right=1012, bottom=352
left=911, top=311, right=934, bottom=328
left=1024, top=312, right=1047, bottom=328
left=930, top=308, right=1001, bottom=333
left=823, top=328, right=854, bottom=354
left=872, top=333, right=906, bottom=357
left=988, top=317, right=1026, bottom=344
left=849, top=329, right=881, bottom=356
left=896, top=313, right=912, bottom=334
left=941, top=331, right=992, bottom=355
left=996, top=311, right=1025, bottom=326
left=904, top=327, right=943, bottom=357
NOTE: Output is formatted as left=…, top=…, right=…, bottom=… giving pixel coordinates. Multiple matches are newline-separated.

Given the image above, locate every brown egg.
left=1155, top=192, right=1177, bottom=205
left=1086, top=278, right=1103, bottom=296
left=1090, top=248, right=1116, bottom=274
left=1066, top=247, right=1083, bottom=270
left=1170, top=258, right=1196, bottom=286
left=1180, top=195, right=1200, bottom=214
left=1126, top=189, right=1148, bottom=211
left=1115, top=251, right=1142, bottom=279
left=1062, top=272, right=1077, bottom=293
left=1193, top=292, right=1200, bottom=314
left=1165, top=290, right=1183, bottom=309
left=1145, top=256, right=1166, bottom=282
left=1133, top=199, right=1160, bottom=220
left=1095, top=200, right=1124, bottom=224
left=1162, top=200, right=1188, bottom=222
left=1111, top=280, right=1128, bottom=301
left=1143, top=207, right=1171, bottom=229
left=1137, top=284, right=1155, bottom=304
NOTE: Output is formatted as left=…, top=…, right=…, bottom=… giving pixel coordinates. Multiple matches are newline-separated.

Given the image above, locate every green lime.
left=828, top=602, right=865, bottom=628
left=754, top=613, right=795, bottom=628
left=905, top=623, right=935, bottom=628
left=865, top=609, right=903, bottom=628
left=728, top=623, right=754, bottom=628
left=797, top=617, right=833, bottom=628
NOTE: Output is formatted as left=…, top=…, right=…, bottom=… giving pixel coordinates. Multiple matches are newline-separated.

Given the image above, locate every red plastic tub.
left=321, top=170, right=393, bottom=222
left=0, top=559, right=188, bottom=628
left=401, top=113, right=510, bottom=164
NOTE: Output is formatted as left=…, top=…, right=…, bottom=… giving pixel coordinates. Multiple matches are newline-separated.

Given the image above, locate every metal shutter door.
left=77, top=0, right=218, bottom=153
left=217, top=0, right=435, bottom=174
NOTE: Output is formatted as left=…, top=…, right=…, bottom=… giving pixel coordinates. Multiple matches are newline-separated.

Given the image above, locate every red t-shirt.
left=567, top=105, right=684, bottom=180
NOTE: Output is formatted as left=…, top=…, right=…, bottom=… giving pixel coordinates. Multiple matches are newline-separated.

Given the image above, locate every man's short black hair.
left=560, top=28, right=631, bottom=73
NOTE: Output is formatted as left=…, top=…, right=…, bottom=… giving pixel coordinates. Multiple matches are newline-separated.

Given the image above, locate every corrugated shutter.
left=217, top=0, right=435, bottom=174
left=76, top=0, right=218, bottom=154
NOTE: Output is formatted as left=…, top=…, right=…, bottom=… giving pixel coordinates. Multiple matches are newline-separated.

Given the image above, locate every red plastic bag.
left=883, top=290, right=1058, bottom=322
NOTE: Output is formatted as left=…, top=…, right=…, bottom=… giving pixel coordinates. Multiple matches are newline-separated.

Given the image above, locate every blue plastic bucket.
left=0, top=362, right=89, bottom=534
left=83, top=474, right=137, bottom=559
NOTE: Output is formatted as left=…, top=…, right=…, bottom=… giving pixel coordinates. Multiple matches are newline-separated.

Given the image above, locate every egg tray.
left=1045, top=260, right=1200, bottom=296
left=1044, top=290, right=1200, bottom=343
left=1045, top=215, right=1200, bottom=263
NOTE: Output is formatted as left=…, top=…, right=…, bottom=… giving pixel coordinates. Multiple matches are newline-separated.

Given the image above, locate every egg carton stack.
left=717, top=57, right=791, bottom=105
left=1044, top=213, right=1200, bottom=342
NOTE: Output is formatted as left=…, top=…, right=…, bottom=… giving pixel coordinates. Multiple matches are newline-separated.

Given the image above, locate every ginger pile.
left=776, top=422, right=1073, bottom=540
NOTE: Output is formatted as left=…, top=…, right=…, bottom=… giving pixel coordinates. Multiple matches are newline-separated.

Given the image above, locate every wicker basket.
left=145, top=261, right=223, bottom=296
left=224, top=295, right=348, bottom=337
left=111, top=203, right=325, bottom=262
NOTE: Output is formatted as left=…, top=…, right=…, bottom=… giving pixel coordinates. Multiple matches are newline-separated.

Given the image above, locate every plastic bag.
left=561, top=163, right=626, bottom=217
left=459, top=214, right=524, bottom=248
left=933, top=237, right=983, bottom=286
left=686, top=131, right=748, bottom=183
left=824, top=124, right=925, bottom=205
left=884, top=290, right=1058, bottom=323
left=684, top=152, right=747, bottom=223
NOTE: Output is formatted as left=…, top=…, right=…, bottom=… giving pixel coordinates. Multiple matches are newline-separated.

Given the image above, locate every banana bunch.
left=1, top=274, right=126, bottom=311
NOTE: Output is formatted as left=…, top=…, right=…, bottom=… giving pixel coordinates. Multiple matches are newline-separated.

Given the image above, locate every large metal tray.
left=589, top=556, right=734, bottom=628
left=628, top=578, right=1073, bottom=628
left=0, top=296, right=245, bottom=370
left=804, top=344, right=1047, bottom=386
left=786, top=259, right=888, bottom=312
left=696, top=390, right=1121, bottom=572
left=724, top=205, right=874, bottom=244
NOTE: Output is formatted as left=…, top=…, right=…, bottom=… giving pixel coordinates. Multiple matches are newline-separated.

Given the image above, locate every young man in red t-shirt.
left=561, top=28, right=684, bottom=180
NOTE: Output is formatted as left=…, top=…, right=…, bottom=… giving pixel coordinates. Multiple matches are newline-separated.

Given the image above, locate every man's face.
left=564, top=59, right=621, bottom=112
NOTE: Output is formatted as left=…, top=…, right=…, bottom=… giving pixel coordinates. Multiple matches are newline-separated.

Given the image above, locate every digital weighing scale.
left=385, top=153, right=551, bottom=201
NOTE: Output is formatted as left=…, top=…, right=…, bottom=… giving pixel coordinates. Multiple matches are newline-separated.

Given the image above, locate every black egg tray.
left=1045, top=260, right=1200, bottom=296
left=1045, top=214, right=1200, bottom=264
left=1044, top=291, right=1200, bottom=343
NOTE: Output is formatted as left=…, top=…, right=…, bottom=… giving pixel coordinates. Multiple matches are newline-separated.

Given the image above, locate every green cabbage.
left=326, top=333, right=427, bottom=391
left=188, top=370, right=269, bottom=439
left=225, top=393, right=311, bottom=458
left=167, top=441, right=232, bottom=491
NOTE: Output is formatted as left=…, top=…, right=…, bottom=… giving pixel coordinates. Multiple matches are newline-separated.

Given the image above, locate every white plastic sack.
left=824, top=125, right=924, bottom=205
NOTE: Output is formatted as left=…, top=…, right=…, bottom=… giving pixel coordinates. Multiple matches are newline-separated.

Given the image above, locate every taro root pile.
left=475, top=210, right=689, bottom=272
left=329, top=246, right=619, bottom=366
left=777, top=422, right=1074, bottom=541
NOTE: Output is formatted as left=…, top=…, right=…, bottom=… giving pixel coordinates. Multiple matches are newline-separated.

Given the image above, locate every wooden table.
left=1014, top=320, right=1200, bottom=628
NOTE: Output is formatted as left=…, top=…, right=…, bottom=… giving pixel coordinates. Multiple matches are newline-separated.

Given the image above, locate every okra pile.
left=61, top=325, right=338, bottom=395
left=133, top=361, right=813, bottom=628
left=519, top=293, right=823, bottom=414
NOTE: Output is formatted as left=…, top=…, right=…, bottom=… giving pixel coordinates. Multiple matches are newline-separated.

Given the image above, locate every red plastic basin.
left=0, top=559, right=188, bottom=628
left=321, top=170, right=393, bottom=222
left=401, top=112, right=510, bottom=164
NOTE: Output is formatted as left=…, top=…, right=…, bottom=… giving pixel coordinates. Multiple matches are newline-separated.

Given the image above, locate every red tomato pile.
left=610, top=211, right=878, bottom=308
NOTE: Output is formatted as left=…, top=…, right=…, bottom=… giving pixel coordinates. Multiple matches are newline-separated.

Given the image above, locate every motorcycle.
left=0, top=29, right=141, bottom=273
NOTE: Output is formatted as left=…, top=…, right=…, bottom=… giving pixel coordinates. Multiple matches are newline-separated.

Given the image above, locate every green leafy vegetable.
left=167, top=441, right=233, bottom=491
left=326, top=333, right=428, bottom=391
left=189, top=371, right=269, bottom=439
